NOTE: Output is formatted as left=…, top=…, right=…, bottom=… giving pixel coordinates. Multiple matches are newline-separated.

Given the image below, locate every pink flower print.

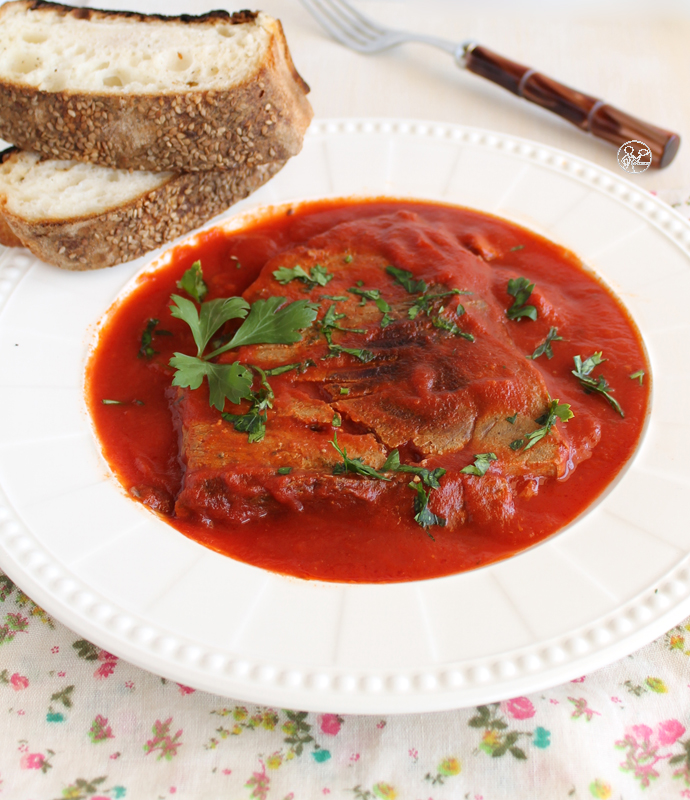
left=549, top=699, right=559, bottom=705
left=222, top=769, right=232, bottom=775
left=350, top=753, right=360, bottom=762
left=170, top=789, right=177, bottom=795
left=177, top=683, right=196, bottom=695
left=125, top=681, right=134, bottom=690
left=94, top=661, right=117, bottom=679
left=502, top=696, right=536, bottom=720
left=656, top=719, right=686, bottom=746
left=376, top=720, right=386, bottom=729
left=611, top=696, right=621, bottom=704
left=568, top=697, right=601, bottom=721
left=319, top=714, right=342, bottom=736
left=50, top=646, right=59, bottom=654
left=571, top=676, right=585, bottom=683
left=629, top=724, right=654, bottom=742
left=323, top=790, right=331, bottom=795
left=57, top=671, right=66, bottom=677
left=10, top=673, right=28, bottom=691
left=20, top=753, right=44, bottom=770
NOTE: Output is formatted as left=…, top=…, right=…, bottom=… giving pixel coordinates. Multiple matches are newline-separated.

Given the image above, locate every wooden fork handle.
left=463, top=44, right=680, bottom=169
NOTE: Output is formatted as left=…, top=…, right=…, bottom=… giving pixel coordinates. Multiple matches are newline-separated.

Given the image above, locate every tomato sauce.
left=86, top=199, right=650, bottom=582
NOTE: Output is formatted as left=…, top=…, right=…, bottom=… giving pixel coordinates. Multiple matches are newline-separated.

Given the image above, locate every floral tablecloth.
left=1, top=191, right=689, bottom=800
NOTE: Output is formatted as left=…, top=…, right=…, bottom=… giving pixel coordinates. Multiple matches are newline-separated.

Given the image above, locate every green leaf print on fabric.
left=615, top=719, right=686, bottom=788
left=281, top=710, right=314, bottom=756
left=72, top=639, right=100, bottom=661
left=52, top=775, right=116, bottom=800
left=349, top=785, right=398, bottom=800
left=468, top=704, right=531, bottom=759
left=143, top=717, right=182, bottom=761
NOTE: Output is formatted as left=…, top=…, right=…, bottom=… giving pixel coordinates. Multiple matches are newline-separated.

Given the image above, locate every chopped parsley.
left=506, top=277, right=537, bottom=321
left=381, top=449, right=446, bottom=489
left=409, top=288, right=470, bottom=320
left=272, top=263, right=333, bottom=288
left=528, top=326, right=563, bottom=360
left=386, top=265, right=427, bottom=294
left=344, top=254, right=353, bottom=264
left=330, top=431, right=391, bottom=480
left=510, top=244, right=525, bottom=252
left=221, top=367, right=274, bottom=443
left=277, top=466, right=292, bottom=475
left=339, top=387, right=350, bottom=395
left=177, top=260, right=208, bottom=303
left=327, top=345, right=375, bottom=362
left=510, top=399, right=574, bottom=451
left=506, top=413, right=518, bottom=424
left=432, top=314, right=475, bottom=341
left=102, top=399, right=124, bottom=405
left=460, top=452, right=498, bottom=476
left=572, top=352, right=624, bottom=417
left=629, top=369, right=645, bottom=385
left=408, top=481, right=446, bottom=534
left=137, top=318, right=164, bottom=359
left=348, top=286, right=393, bottom=327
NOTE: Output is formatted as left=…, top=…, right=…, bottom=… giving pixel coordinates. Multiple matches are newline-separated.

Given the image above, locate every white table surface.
left=87, top=0, right=690, bottom=190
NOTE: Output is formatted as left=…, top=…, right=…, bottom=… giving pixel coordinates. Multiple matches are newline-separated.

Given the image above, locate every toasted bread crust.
left=23, top=1, right=258, bottom=26
left=0, top=158, right=286, bottom=270
left=0, top=6, right=312, bottom=170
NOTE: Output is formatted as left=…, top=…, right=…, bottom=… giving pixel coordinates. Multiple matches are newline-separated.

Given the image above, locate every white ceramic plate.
left=1, top=119, right=689, bottom=714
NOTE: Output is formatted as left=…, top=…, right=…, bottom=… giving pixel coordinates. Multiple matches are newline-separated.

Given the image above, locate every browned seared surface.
left=174, top=210, right=600, bottom=527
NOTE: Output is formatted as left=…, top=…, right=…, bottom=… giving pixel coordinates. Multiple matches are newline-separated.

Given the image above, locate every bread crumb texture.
left=0, top=2, right=313, bottom=170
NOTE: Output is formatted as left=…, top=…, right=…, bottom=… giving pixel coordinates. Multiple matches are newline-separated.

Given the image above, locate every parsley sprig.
left=169, top=264, right=318, bottom=413
left=528, top=326, right=563, bottom=360
left=137, top=318, right=171, bottom=359
left=460, top=452, right=498, bottom=476
left=409, top=288, right=470, bottom=320
left=510, top=399, right=574, bottom=451
left=177, top=260, right=208, bottom=303
left=432, top=314, right=475, bottom=342
left=386, top=265, right=427, bottom=294
left=330, top=432, right=391, bottom=480
left=221, top=367, right=274, bottom=443
left=572, top=352, right=624, bottom=417
left=273, top=264, right=333, bottom=288
left=506, top=277, right=537, bottom=321
left=348, top=287, right=393, bottom=327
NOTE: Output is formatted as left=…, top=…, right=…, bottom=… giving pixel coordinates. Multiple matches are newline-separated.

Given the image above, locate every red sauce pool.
left=86, top=199, right=650, bottom=582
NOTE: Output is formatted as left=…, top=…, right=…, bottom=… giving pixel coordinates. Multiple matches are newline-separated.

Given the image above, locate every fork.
left=299, top=0, right=680, bottom=169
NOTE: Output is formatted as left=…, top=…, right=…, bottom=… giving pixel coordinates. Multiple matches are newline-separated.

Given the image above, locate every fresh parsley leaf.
left=506, top=413, right=518, bottom=424
left=572, top=352, right=624, bottom=417
left=460, top=452, right=498, bottom=476
left=320, top=295, right=349, bottom=301
left=170, top=295, right=249, bottom=357
left=408, top=481, right=446, bottom=532
left=177, top=260, right=208, bottom=303
left=526, top=399, right=574, bottom=450
left=509, top=438, right=524, bottom=450
left=138, top=318, right=160, bottom=359
left=340, top=387, right=350, bottom=395
left=328, top=345, right=375, bottom=362
left=320, top=303, right=366, bottom=346
left=208, top=298, right=318, bottom=357
left=222, top=406, right=267, bottom=442
left=264, top=362, right=304, bottom=376
left=348, top=287, right=391, bottom=312
left=510, top=244, right=525, bottom=252
left=102, top=399, right=125, bottom=405
left=432, top=315, right=475, bottom=341
left=220, top=367, right=274, bottom=442
left=332, top=413, right=342, bottom=427
left=330, top=432, right=391, bottom=481
left=381, top=312, right=393, bottom=328
left=506, top=277, right=538, bottom=321
left=528, top=326, right=563, bottom=360
left=381, top=450, right=446, bottom=488
left=169, top=354, right=253, bottom=411
left=277, top=466, right=292, bottom=475
left=386, top=265, right=427, bottom=294
left=629, top=369, right=645, bottom=385
left=273, top=263, right=333, bottom=288
left=409, top=288, right=469, bottom=320
left=344, top=254, right=353, bottom=263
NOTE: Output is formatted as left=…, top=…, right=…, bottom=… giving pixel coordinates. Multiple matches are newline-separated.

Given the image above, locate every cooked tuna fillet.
left=174, top=210, right=600, bottom=527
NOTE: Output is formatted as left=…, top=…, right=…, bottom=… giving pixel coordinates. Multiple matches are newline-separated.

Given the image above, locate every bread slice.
left=0, top=1, right=312, bottom=171
left=0, top=148, right=286, bottom=270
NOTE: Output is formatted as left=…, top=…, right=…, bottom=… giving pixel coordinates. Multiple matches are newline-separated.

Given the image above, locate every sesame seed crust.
left=0, top=12, right=312, bottom=171
left=0, top=159, right=287, bottom=270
